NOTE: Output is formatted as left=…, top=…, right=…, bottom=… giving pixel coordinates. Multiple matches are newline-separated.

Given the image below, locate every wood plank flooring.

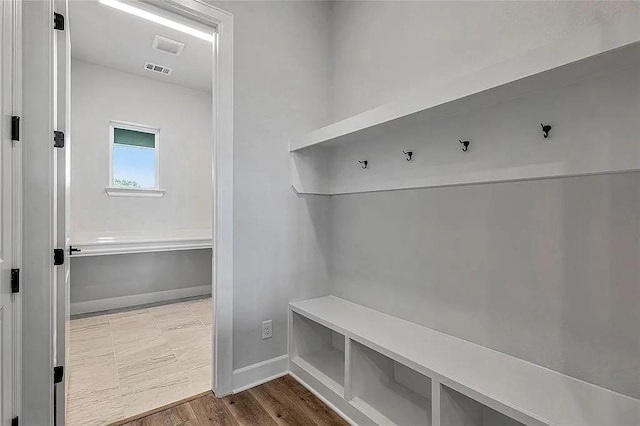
left=112, top=375, right=349, bottom=426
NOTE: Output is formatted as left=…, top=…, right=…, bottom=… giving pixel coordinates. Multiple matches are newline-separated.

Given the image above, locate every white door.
left=53, top=0, right=71, bottom=424
left=0, top=0, right=16, bottom=424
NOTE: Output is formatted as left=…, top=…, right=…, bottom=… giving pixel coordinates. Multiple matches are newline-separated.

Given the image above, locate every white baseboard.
left=70, top=285, right=211, bottom=315
left=230, top=355, right=361, bottom=424
left=232, top=354, right=289, bottom=393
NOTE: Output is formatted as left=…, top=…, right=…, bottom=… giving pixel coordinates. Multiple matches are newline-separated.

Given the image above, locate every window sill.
left=105, top=187, right=165, bottom=198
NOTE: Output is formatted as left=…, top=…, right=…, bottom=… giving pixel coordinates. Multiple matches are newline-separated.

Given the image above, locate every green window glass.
left=114, top=128, right=156, bottom=149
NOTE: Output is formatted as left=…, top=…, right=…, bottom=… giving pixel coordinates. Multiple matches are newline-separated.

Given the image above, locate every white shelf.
left=290, top=11, right=640, bottom=195
left=350, top=340, right=432, bottom=425
left=290, top=296, right=640, bottom=426
left=441, top=385, right=523, bottom=426
left=352, top=393, right=429, bottom=426
left=70, top=229, right=212, bottom=257
left=290, top=12, right=640, bottom=153
left=290, top=311, right=346, bottom=396
left=291, top=351, right=344, bottom=396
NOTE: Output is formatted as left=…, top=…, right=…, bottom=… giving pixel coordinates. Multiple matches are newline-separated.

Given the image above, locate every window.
left=107, top=122, right=163, bottom=197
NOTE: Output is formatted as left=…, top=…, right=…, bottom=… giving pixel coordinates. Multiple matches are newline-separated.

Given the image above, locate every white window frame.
left=106, top=120, right=164, bottom=197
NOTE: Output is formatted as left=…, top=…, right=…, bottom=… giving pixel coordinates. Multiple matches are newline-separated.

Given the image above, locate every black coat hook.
left=358, top=160, right=368, bottom=169
left=541, top=123, right=552, bottom=139
left=459, top=140, right=470, bottom=152
left=403, top=151, right=413, bottom=161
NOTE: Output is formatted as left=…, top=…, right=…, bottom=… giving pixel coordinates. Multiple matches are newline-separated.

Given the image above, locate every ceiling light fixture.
left=99, top=0, right=214, bottom=43
left=153, top=35, right=185, bottom=56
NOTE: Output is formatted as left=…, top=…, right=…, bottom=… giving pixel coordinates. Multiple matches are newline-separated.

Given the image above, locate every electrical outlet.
left=262, top=320, right=272, bottom=339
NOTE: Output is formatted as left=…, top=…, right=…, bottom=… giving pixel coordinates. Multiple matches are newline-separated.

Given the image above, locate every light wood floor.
left=112, top=375, right=349, bottom=426
left=68, top=298, right=213, bottom=425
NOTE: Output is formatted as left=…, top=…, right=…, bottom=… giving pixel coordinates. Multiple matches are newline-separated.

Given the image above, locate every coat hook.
left=403, top=150, right=413, bottom=161
left=459, top=140, right=470, bottom=152
left=541, top=123, right=552, bottom=139
left=358, top=160, right=368, bottom=169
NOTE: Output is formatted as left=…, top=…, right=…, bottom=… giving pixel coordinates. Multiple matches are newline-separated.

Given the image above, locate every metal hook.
left=541, top=123, right=552, bottom=139
left=358, top=160, right=368, bottom=169
left=459, top=140, right=470, bottom=152
left=403, top=151, right=413, bottom=161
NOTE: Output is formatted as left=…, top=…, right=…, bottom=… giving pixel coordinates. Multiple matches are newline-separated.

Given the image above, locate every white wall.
left=181, top=0, right=640, bottom=396
left=210, top=1, right=334, bottom=371
left=70, top=60, right=213, bottom=312
left=71, top=59, right=212, bottom=238
left=328, top=1, right=640, bottom=399
left=331, top=0, right=639, bottom=120
left=70, top=249, right=212, bottom=314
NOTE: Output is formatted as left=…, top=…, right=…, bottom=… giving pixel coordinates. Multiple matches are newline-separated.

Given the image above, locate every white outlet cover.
left=262, top=320, right=273, bottom=339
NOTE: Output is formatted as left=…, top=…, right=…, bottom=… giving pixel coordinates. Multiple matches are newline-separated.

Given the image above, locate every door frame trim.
left=12, top=0, right=23, bottom=418
left=22, top=0, right=55, bottom=424
left=21, top=0, right=234, bottom=422
left=4, top=0, right=23, bottom=422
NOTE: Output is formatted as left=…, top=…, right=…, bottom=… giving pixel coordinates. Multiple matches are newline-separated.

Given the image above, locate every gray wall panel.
left=70, top=249, right=212, bottom=303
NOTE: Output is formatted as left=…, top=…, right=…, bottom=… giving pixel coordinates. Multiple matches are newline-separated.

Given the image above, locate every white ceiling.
left=70, top=0, right=213, bottom=92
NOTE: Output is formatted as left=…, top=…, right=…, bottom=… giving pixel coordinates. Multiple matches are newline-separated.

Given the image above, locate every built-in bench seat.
left=289, top=296, right=640, bottom=426
left=69, top=229, right=212, bottom=257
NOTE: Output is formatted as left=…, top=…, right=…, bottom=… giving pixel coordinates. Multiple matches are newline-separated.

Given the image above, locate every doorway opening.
left=64, top=1, right=215, bottom=423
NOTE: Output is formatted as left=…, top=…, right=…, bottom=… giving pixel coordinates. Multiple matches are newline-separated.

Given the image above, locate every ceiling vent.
left=144, top=62, right=173, bottom=76
left=152, top=35, right=185, bottom=56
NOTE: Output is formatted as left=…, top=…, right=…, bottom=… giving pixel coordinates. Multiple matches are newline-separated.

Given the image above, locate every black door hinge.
left=53, top=12, right=64, bottom=31
left=11, top=116, right=20, bottom=141
left=53, top=365, right=64, bottom=384
left=11, top=268, right=19, bottom=293
left=53, top=131, right=64, bottom=148
left=53, top=249, right=64, bottom=266
left=11, top=417, right=18, bottom=426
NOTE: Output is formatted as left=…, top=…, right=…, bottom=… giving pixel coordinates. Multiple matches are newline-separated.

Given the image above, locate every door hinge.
left=53, top=12, right=64, bottom=31
left=53, top=131, right=65, bottom=148
left=53, top=365, right=64, bottom=384
left=11, top=116, right=20, bottom=141
left=53, top=249, right=64, bottom=266
left=11, top=417, right=18, bottom=426
left=11, top=268, right=19, bottom=293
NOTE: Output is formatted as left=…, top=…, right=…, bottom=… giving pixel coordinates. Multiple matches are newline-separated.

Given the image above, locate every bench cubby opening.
left=290, top=311, right=345, bottom=394
left=289, top=296, right=640, bottom=426
left=350, top=340, right=432, bottom=425
left=441, top=385, right=524, bottom=426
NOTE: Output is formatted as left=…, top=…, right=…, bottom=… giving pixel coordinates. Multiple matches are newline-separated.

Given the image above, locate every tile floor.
left=67, top=297, right=213, bottom=426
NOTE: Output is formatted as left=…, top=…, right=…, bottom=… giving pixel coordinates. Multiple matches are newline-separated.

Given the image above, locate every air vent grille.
left=144, top=62, right=173, bottom=75
left=152, top=35, right=185, bottom=56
